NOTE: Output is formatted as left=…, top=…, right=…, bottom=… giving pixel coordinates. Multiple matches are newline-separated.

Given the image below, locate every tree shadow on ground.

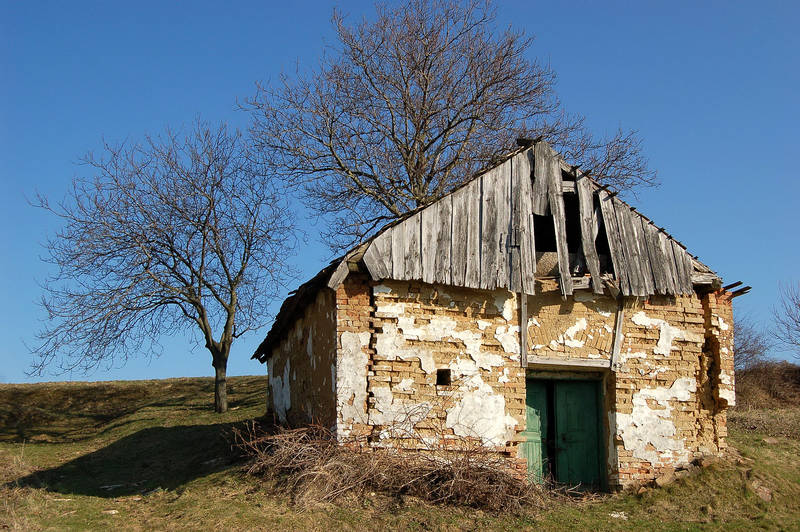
left=8, top=421, right=249, bottom=497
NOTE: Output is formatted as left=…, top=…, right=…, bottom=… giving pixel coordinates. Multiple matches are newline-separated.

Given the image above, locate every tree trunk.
left=213, top=355, right=229, bottom=413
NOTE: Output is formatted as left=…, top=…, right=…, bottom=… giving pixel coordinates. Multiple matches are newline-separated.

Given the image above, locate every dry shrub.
left=735, top=361, right=800, bottom=409
left=234, top=422, right=555, bottom=512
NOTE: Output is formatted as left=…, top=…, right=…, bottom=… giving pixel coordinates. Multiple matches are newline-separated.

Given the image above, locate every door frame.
left=525, top=369, right=610, bottom=491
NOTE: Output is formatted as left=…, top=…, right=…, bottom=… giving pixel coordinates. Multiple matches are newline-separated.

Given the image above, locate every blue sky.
left=1, top=1, right=798, bottom=383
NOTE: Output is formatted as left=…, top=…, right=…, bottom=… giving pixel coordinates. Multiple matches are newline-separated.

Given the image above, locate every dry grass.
left=235, top=423, right=556, bottom=512
left=734, top=360, right=800, bottom=409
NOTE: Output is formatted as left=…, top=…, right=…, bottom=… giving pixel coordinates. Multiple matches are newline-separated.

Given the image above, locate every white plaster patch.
left=615, top=377, right=696, bottom=465
left=376, top=302, right=406, bottom=315
left=373, top=284, right=393, bottom=294
left=529, top=317, right=541, bottom=327
left=598, top=310, right=612, bottom=318
left=498, top=367, right=510, bottom=383
left=337, top=331, right=370, bottom=436
left=445, top=373, right=518, bottom=446
left=377, top=304, right=505, bottom=373
left=494, top=325, right=520, bottom=355
left=717, top=316, right=729, bottom=330
left=477, top=320, right=492, bottom=331
left=269, top=358, right=292, bottom=424
left=718, top=387, right=736, bottom=405
left=631, top=311, right=702, bottom=355
left=396, top=378, right=415, bottom=391
left=494, top=293, right=515, bottom=322
left=556, top=318, right=587, bottom=348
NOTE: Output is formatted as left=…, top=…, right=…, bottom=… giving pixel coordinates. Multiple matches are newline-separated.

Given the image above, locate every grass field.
left=1, top=375, right=799, bottom=531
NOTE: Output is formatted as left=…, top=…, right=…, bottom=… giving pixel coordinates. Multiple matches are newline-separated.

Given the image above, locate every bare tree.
left=774, top=282, right=800, bottom=360
left=32, top=120, right=297, bottom=413
left=245, top=0, right=657, bottom=250
left=733, top=314, right=771, bottom=371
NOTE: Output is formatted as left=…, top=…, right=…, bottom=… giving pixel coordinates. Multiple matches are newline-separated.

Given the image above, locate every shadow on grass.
left=0, top=376, right=266, bottom=443
left=8, top=421, right=249, bottom=497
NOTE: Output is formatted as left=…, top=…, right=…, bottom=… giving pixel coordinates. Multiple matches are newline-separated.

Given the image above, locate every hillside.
left=2, top=375, right=799, bottom=530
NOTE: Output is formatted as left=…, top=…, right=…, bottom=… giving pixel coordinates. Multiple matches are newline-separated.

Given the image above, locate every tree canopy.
left=33, top=121, right=297, bottom=412
left=246, top=0, right=657, bottom=250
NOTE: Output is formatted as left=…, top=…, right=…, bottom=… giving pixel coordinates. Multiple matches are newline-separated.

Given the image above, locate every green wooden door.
left=521, top=379, right=549, bottom=482
left=554, top=380, right=601, bottom=488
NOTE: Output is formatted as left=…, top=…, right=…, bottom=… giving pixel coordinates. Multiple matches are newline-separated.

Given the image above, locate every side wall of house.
left=267, top=288, right=338, bottom=427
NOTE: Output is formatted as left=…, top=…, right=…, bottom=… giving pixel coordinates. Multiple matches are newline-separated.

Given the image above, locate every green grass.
left=2, top=377, right=799, bottom=531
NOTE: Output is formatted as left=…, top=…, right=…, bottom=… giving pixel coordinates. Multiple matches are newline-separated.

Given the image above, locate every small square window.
left=436, top=368, right=451, bottom=386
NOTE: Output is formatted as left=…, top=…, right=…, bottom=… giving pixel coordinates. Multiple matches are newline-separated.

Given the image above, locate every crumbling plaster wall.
left=267, top=288, right=337, bottom=426
left=610, top=291, right=734, bottom=488
left=334, top=275, right=526, bottom=468
left=329, top=274, right=734, bottom=489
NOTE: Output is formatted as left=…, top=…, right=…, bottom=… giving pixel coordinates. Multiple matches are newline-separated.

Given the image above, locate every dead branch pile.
left=234, top=423, right=553, bottom=512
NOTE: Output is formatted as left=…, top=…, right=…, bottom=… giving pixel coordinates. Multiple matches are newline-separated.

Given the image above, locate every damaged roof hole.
left=436, top=368, right=451, bottom=386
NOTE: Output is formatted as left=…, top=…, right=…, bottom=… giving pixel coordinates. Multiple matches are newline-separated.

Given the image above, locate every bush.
left=735, top=361, right=800, bottom=409
left=234, top=423, right=556, bottom=512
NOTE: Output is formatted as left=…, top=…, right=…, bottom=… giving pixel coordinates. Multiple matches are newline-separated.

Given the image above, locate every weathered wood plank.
left=480, top=162, right=511, bottom=290
left=520, top=293, right=528, bottom=368
left=327, top=259, right=351, bottom=289
left=610, top=304, right=625, bottom=371
left=421, top=201, right=440, bottom=284
left=547, top=151, right=573, bottom=296
left=598, top=190, right=630, bottom=296
left=390, top=225, right=406, bottom=280
left=404, top=212, right=422, bottom=280
left=670, top=239, right=689, bottom=294
left=464, top=179, right=482, bottom=289
left=657, top=230, right=678, bottom=295
left=576, top=175, right=603, bottom=294
left=681, top=244, right=694, bottom=295
left=531, top=142, right=552, bottom=215
left=642, top=220, right=668, bottom=295
left=450, top=186, right=469, bottom=287
left=516, top=150, right=537, bottom=294
left=480, top=170, right=499, bottom=290
left=434, top=196, right=452, bottom=285
left=629, top=210, right=655, bottom=295
left=614, top=199, right=646, bottom=296
left=509, top=155, right=521, bottom=293
left=362, top=231, right=392, bottom=280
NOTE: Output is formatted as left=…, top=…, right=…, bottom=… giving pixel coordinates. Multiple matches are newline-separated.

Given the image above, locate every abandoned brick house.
left=252, top=141, right=738, bottom=490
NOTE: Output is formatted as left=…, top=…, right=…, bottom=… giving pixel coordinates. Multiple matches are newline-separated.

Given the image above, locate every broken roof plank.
left=670, top=239, right=690, bottom=294
left=516, top=150, right=537, bottom=294
left=642, top=220, right=668, bottom=295
left=657, top=229, right=679, bottom=295
left=614, top=198, right=646, bottom=296
left=509, top=154, right=523, bottom=294
left=576, top=175, right=603, bottom=294
left=629, top=211, right=655, bottom=295
left=531, top=142, right=552, bottom=216
left=545, top=150, right=573, bottom=296
left=598, top=189, right=630, bottom=296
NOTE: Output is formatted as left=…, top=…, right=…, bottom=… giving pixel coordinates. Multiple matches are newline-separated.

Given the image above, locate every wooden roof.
left=253, top=141, right=721, bottom=362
